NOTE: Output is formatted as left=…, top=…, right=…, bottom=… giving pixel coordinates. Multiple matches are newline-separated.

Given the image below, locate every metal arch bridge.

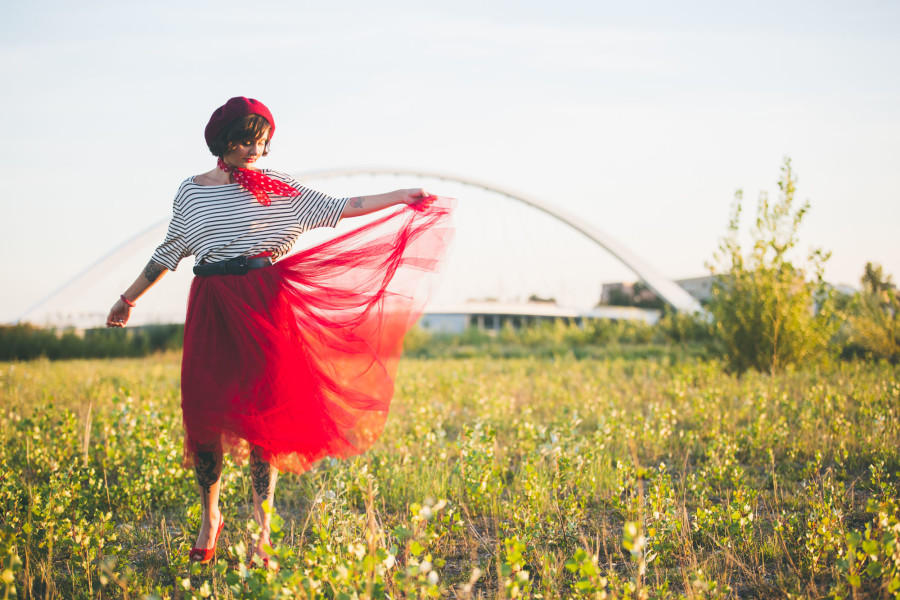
left=304, top=168, right=702, bottom=313
left=15, top=168, right=701, bottom=323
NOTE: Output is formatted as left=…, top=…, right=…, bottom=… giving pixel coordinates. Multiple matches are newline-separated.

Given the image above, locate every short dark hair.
left=208, top=114, right=271, bottom=158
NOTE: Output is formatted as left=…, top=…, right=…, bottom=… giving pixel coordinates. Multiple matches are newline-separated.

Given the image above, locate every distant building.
left=675, top=275, right=716, bottom=304
left=419, top=301, right=660, bottom=334
left=600, top=282, right=631, bottom=306
left=600, top=282, right=662, bottom=306
left=600, top=275, right=717, bottom=307
left=580, top=305, right=661, bottom=325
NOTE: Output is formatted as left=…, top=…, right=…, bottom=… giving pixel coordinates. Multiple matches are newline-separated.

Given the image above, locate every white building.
left=419, top=301, right=660, bottom=334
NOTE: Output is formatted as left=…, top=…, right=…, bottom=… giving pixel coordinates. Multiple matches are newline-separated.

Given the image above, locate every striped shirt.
left=151, top=170, right=348, bottom=271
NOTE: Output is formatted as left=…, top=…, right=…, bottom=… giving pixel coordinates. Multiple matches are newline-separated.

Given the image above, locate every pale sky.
left=2, top=1, right=899, bottom=324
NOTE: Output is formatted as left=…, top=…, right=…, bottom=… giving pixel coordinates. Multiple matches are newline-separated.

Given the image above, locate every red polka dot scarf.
left=216, top=158, right=301, bottom=206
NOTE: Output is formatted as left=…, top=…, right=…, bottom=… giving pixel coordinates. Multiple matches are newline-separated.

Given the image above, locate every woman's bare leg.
left=249, top=446, right=278, bottom=561
left=192, top=444, right=224, bottom=550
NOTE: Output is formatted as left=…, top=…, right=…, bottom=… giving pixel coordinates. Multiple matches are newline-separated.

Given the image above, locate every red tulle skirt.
left=180, top=199, right=454, bottom=474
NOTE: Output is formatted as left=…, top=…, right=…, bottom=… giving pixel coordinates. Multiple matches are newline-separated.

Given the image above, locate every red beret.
left=204, top=97, right=275, bottom=150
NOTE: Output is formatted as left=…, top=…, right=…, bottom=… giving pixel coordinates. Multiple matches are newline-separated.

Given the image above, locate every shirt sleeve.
left=280, top=174, right=348, bottom=231
left=150, top=190, right=190, bottom=271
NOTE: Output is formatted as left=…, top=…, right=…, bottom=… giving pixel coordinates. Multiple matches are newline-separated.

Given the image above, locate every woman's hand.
left=400, top=188, right=437, bottom=211
left=103, top=260, right=166, bottom=328
left=106, top=297, right=132, bottom=328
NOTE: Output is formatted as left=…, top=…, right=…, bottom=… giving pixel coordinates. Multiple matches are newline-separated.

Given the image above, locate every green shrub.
left=846, top=263, right=900, bottom=364
left=656, top=310, right=715, bottom=345
left=0, top=324, right=185, bottom=360
left=708, top=157, right=837, bottom=374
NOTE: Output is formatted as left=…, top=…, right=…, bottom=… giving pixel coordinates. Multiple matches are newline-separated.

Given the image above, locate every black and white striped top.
left=150, top=170, right=348, bottom=271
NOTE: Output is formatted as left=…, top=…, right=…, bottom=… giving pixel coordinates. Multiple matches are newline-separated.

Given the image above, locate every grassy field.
left=1, top=353, right=899, bottom=599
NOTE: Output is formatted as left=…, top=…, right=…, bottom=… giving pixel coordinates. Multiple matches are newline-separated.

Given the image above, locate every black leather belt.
left=193, top=256, right=273, bottom=277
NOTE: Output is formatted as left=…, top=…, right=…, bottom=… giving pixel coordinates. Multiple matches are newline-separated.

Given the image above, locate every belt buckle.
left=226, top=256, right=250, bottom=275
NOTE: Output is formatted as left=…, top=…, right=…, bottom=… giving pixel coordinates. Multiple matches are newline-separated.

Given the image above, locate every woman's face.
left=222, top=130, right=269, bottom=169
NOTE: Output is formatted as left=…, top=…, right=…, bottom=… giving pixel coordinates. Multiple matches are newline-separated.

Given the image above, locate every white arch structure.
left=303, top=168, right=702, bottom=313
left=16, top=168, right=700, bottom=323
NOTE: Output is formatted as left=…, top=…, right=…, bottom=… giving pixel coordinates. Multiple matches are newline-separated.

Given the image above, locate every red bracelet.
left=120, top=294, right=136, bottom=308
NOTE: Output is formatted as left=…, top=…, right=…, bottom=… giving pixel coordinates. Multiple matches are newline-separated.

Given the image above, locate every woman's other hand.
left=106, top=298, right=131, bottom=328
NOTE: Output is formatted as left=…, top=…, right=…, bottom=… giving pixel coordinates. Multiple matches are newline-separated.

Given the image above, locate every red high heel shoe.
left=189, top=516, right=224, bottom=564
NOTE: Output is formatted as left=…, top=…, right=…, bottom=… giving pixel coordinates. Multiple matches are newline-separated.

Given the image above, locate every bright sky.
left=2, top=0, right=899, bottom=324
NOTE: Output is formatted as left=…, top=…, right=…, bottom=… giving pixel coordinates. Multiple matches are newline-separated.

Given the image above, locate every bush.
left=0, top=323, right=185, bottom=360
left=656, top=310, right=716, bottom=345
left=708, top=158, right=837, bottom=374
left=846, top=263, right=900, bottom=363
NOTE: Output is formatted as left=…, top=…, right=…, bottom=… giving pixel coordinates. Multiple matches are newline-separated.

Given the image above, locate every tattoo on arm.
left=350, top=197, right=364, bottom=209
left=143, top=260, right=165, bottom=283
left=249, top=449, right=272, bottom=501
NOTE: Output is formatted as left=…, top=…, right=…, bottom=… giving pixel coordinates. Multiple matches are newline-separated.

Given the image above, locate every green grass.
left=1, top=354, right=899, bottom=599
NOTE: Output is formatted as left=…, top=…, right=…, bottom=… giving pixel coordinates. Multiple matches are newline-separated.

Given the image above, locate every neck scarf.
left=217, top=158, right=301, bottom=206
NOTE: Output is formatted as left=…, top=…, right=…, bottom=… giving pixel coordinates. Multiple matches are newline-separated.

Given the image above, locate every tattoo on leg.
left=250, top=450, right=272, bottom=501
left=143, top=260, right=164, bottom=283
left=350, top=197, right=364, bottom=209
left=195, top=451, right=219, bottom=498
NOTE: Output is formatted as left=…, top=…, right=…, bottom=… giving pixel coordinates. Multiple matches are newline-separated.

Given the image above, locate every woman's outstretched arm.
left=105, top=260, right=169, bottom=327
left=340, top=188, right=435, bottom=219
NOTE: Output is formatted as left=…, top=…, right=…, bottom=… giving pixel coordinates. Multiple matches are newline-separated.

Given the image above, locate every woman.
left=105, top=97, right=453, bottom=567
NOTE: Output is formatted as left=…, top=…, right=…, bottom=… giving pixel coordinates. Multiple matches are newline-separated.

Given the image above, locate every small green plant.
left=564, top=548, right=608, bottom=597
left=455, top=422, right=503, bottom=512
left=500, top=538, right=533, bottom=599
left=689, top=568, right=732, bottom=599
left=644, top=464, right=683, bottom=566
left=1, top=526, right=22, bottom=600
